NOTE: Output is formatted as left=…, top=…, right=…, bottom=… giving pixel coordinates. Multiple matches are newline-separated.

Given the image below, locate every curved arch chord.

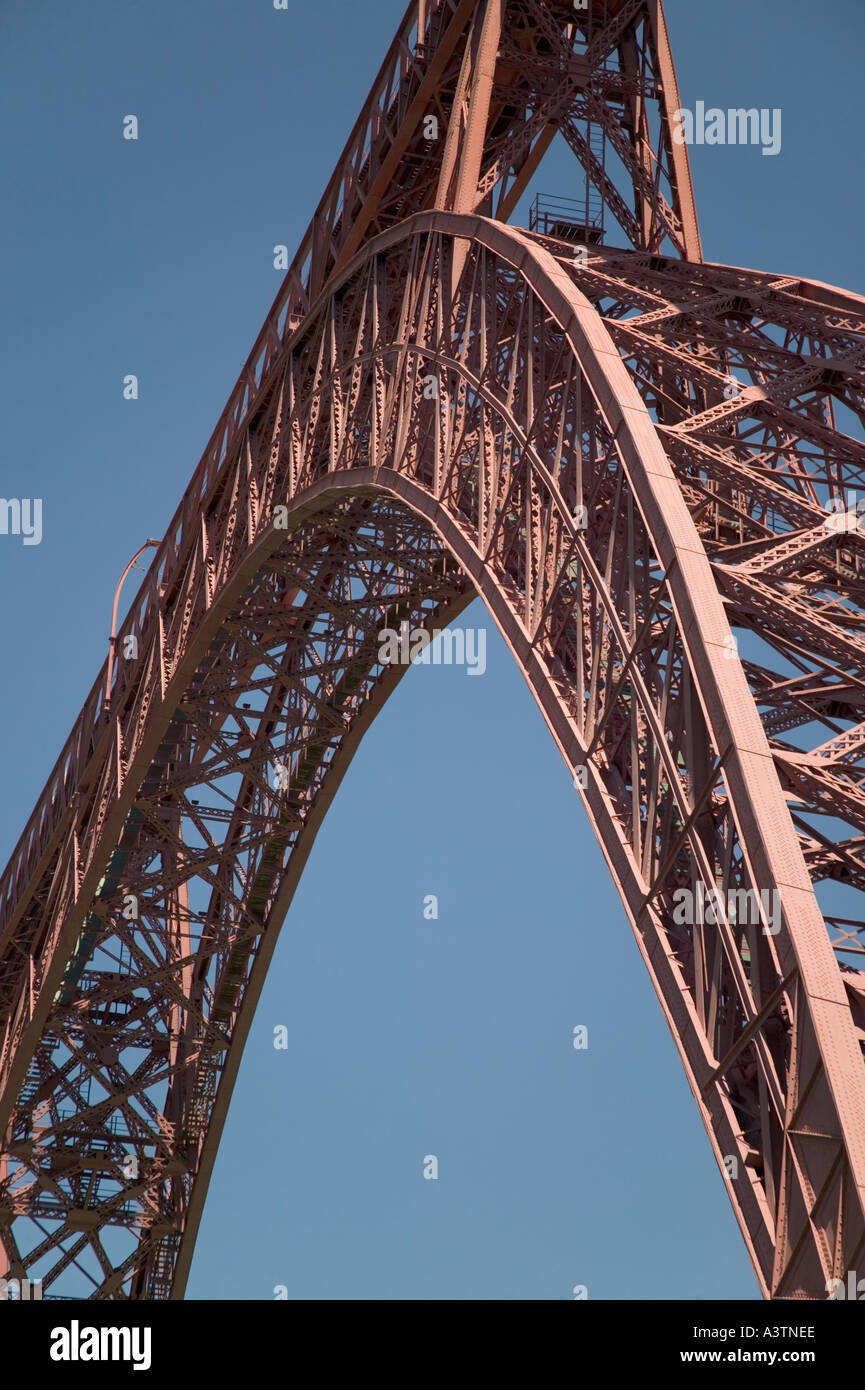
left=2, top=215, right=864, bottom=1300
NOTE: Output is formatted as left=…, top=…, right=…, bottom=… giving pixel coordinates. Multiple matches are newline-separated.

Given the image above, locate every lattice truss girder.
left=3, top=0, right=865, bottom=1304
left=320, top=0, right=697, bottom=259
left=0, top=499, right=473, bottom=1299
left=541, top=235, right=865, bottom=909
left=3, top=212, right=865, bottom=1299
left=164, top=0, right=699, bottom=462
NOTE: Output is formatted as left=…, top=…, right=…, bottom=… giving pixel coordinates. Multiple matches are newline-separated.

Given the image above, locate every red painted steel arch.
left=4, top=209, right=865, bottom=1298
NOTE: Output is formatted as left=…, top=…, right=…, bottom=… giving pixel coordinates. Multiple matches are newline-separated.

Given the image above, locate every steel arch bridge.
left=3, top=0, right=865, bottom=1301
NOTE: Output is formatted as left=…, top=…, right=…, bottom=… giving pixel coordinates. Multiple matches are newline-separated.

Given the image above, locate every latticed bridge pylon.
left=3, top=0, right=865, bottom=1300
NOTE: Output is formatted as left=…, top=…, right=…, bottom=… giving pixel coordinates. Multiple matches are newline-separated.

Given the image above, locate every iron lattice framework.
left=2, top=0, right=865, bottom=1300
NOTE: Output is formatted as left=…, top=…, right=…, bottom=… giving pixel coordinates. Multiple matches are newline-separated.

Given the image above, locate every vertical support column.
left=435, top=0, right=503, bottom=294
left=647, top=0, right=702, bottom=262
left=435, top=0, right=502, bottom=214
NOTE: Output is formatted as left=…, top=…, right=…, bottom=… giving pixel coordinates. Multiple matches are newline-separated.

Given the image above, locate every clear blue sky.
left=1, top=0, right=862, bottom=1300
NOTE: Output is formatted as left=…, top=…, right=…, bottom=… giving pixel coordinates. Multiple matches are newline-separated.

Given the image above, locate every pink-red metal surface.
left=2, top=0, right=865, bottom=1301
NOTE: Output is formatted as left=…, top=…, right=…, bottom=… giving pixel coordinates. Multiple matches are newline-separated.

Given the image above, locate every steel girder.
left=3, top=0, right=865, bottom=1302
